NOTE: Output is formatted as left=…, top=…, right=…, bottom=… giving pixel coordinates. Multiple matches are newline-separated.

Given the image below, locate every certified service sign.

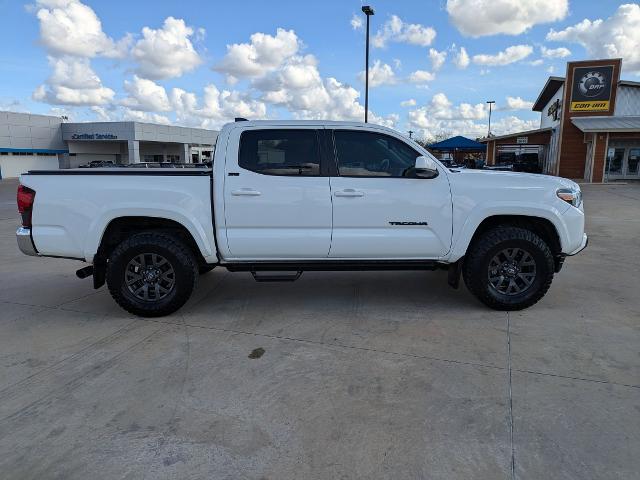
left=570, top=66, right=614, bottom=112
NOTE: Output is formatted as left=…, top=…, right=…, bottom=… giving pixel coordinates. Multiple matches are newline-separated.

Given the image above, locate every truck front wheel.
left=106, top=232, right=198, bottom=317
left=463, top=226, right=555, bottom=310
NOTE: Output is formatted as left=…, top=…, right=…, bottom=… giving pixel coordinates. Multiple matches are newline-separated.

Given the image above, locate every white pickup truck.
left=16, top=120, right=587, bottom=316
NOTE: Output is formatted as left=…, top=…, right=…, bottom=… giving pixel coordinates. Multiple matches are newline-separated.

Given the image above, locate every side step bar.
left=251, top=271, right=303, bottom=282
left=227, top=260, right=444, bottom=272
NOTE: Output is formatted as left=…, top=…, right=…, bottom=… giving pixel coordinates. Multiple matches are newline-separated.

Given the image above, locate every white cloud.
left=473, top=45, right=533, bottom=66
left=447, top=0, right=568, bottom=37
left=546, top=4, right=640, bottom=73
left=529, top=59, right=544, bottom=66
left=504, top=96, right=534, bottom=110
left=492, top=116, right=539, bottom=134
left=540, top=46, right=571, bottom=58
left=122, top=109, right=171, bottom=125
left=408, top=104, right=538, bottom=141
left=401, top=99, right=416, bottom=107
left=452, top=46, right=470, bottom=69
left=0, top=99, right=27, bottom=113
left=132, top=17, right=203, bottom=80
left=413, top=93, right=486, bottom=121
left=547, top=66, right=555, bottom=74
left=429, top=48, right=447, bottom=71
left=88, top=105, right=110, bottom=121
left=214, top=28, right=300, bottom=82
left=121, top=75, right=171, bottom=112
left=34, top=0, right=130, bottom=58
left=250, top=54, right=396, bottom=127
left=407, top=93, right=528, bottom=140
left=89, top=104, right=172, bottom=125
left=171, top=84, right=267, bottom=129
left=32, top=56, right=114, bottom=106
left=408, top=70, right=436, bottom=84
left=358, top=60, right=397, bottom=87
left=373, top=15, right=436, bottom=48
left=351, top=14, right=363, bottom=30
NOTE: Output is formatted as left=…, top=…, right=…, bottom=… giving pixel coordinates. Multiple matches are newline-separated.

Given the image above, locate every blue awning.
left=428, top=136, right=485, bottom=151
left=0, top=148, right=68, bottom=154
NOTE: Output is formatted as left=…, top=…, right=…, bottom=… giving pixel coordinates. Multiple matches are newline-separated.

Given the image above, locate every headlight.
left=556, top=187, right=582, bottom=207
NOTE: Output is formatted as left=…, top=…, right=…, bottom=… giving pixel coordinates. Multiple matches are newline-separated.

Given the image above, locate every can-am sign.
left=71, top=133, right=118, bottom=140
left=570, top=66, right=614, bottom=112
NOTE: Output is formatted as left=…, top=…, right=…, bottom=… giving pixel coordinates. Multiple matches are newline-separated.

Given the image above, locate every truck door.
left=223, top=127, right=332, bottom=259
left=328, top=129, right=452, bottom=259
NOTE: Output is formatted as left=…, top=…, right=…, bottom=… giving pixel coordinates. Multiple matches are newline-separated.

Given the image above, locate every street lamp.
left=486, top=100, right=495, bottom=137
left=362, top=5, right=375, bottom=123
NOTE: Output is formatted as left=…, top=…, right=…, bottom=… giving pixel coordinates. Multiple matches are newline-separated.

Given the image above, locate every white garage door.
left=0, top=155, right=59, bottom=179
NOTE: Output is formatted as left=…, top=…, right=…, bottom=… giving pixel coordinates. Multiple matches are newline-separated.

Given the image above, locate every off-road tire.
left=106, top=232, right=198, bottom=317
left=463, top=226, right=554, bottom=310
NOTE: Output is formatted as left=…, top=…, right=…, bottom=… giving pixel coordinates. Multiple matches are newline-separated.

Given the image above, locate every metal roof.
left=571, top=116, right=640, bottom=132
left=478, top=127, right=553, bottom=143
left=428, top=135, right=485, bottom=150
left=619, top=80, right=640, bottom=88
left=532, top=77, right=565, bottom=112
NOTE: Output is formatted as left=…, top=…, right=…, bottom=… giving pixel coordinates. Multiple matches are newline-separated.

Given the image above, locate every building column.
left=127, top=140, right=140, bottom=164
left=57, top=153, right=70, bottom=169
left=486, top=140, right=496, bottom=165
left=592, top=132, right=609, bottom=183
left=181, top=143, right=190, bottom=163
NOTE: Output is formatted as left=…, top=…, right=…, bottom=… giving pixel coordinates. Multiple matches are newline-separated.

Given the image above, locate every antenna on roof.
left=235, top=117, right=248, bottom=122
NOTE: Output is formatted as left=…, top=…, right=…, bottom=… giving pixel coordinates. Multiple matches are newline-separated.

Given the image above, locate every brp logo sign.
left=579, top=71, right=606, bottom=97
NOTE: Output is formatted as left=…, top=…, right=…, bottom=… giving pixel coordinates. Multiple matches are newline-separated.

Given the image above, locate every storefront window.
left=606, top=148, right=624, bottom=175
left=628, top=148, right=640, bottom=175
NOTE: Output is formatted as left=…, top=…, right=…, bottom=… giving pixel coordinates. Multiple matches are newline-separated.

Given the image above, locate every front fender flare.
left=447, top=202, right=571, bottom=262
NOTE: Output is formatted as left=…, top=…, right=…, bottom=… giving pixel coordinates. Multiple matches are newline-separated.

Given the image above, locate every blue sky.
left=0, top=0, right=638, bottom=140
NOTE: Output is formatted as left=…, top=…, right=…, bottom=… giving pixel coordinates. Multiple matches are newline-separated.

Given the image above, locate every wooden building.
left=481, top=59, right=640, bottom=182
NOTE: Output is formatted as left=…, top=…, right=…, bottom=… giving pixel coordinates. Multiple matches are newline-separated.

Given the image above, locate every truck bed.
left=19, top=168, right=216, bottom=263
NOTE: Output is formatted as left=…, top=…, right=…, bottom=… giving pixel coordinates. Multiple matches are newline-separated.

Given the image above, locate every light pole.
left=486, top=100, right=495, bottom=137
left=362, top=5, right=375, bottom=123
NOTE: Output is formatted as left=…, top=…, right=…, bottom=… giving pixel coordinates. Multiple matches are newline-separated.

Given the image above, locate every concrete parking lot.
left=0, top=177, right=638, bottom=479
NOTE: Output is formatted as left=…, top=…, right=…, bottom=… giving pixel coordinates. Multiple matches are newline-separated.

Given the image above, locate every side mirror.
left=415, top=155, right=439, bottom=178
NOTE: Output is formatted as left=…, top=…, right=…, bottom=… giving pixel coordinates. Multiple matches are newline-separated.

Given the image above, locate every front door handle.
left=334, top=189, right=364, bottom=197
left=231, top=188, right=261, bottom=196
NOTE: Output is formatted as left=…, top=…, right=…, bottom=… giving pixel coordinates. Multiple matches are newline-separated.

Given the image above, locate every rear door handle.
left=231, top=188, right=261, bottom=196
left=334, top=189, right=364, bottom=197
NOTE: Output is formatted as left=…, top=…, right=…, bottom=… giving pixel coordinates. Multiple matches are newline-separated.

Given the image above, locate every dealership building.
left=483, top=58, right=640, bottom=182
left=0, top=111, right=218, bottom=178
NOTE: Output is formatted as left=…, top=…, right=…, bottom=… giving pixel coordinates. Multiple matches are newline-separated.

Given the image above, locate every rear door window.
left=239, top=129, right=321, bottom=176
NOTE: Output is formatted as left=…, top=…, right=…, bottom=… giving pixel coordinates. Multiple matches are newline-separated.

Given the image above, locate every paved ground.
left=0, top=177, right=638, bottom=480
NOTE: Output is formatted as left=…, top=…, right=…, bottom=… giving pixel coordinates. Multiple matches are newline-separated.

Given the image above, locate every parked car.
left=79, top=160, right=116, bottom=168
left=439, top=159, right=465, bottom=169
left=16, top=120, right=587, bottom=316
left=483, top=164, right=514, bottom=172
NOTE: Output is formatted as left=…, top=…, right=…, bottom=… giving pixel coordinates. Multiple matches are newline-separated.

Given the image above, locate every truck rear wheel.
left=463, top=226, right=554, bottom=310
left=106, top=232, right=198, bottom=317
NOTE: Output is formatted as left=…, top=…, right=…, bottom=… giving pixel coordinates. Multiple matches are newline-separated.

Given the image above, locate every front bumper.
left=567, top=233, right=588, bottom=256
left=555, top=234, right=587, bottom=272
left=16, top=227, right=38, bottom=256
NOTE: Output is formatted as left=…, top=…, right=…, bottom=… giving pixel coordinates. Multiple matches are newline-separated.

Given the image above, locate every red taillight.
left=17, top=185, right=35, bottom=227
